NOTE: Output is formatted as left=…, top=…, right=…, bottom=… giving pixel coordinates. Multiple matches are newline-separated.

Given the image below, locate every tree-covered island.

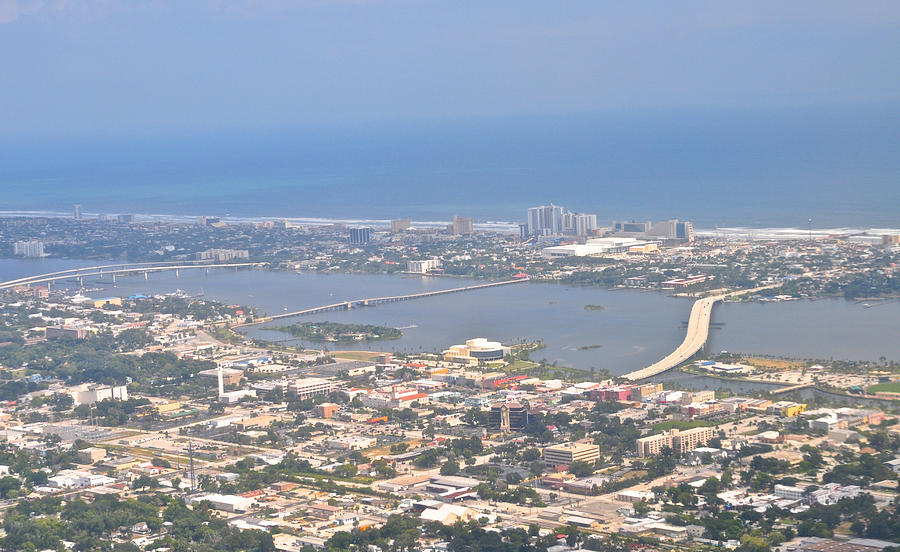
left=263, top=321, right=402, bottom=342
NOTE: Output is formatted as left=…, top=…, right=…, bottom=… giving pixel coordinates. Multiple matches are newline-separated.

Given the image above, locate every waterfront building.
left=613, top=219, right=694, bottom=242
left=613, top=221, right=651, bottom=234
left=73, top=204, right=83, bottom=220
left=449, top=215, right=473, bottom=235
left=407, top=258, right=442, bottom=274
left=117, top=214, right=135, bottom=224
left=660, top=274, right=707, bottom=287
left=195, top=248, right=250, bottom=262
left=542, top=442, right=600, bottom=466
left=571, top=212, right=598, bottom=236
left=647, top=219, right=694, bottom=242
left=13, top=240, right=44, bottom=258
left=391, top=218, right=411, bottom=233
left=442, top=338, right=509, bottom=363
left=527, top=204, right=597, bottom=236
left=349, top=227, right=372, bottom=245
left=527, top=204, right=564, bottom=236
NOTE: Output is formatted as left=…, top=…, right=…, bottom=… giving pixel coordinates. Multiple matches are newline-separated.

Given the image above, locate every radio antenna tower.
left=808, top=218, right=813, bottom=242
left=188, top=440, right=196, bottom=491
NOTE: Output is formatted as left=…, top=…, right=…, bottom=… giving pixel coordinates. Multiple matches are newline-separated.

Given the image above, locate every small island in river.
left=583, top=304, right=605, bottom=311
left=263, top=321, right=402, bottom=342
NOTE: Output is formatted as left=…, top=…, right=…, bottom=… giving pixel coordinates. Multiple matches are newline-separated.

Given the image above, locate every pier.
left=233, top=278, right=529, bottom=327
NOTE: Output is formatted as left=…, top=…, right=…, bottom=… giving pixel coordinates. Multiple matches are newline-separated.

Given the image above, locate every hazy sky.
left=2, top=0, right=900, bottom=139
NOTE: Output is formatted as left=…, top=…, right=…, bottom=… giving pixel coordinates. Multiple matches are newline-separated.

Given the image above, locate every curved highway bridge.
left=622, top=285, right=778, bottom=381
left=0, top=261, right=261, bottom=290
left=234, top=278, right=529, bottom=328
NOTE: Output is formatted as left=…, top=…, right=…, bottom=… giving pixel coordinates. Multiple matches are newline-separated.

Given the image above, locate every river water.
left=2, top=259, right=899, bottom=377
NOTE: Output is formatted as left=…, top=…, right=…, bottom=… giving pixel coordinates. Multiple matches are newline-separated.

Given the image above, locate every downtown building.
left=542, top=442, right=601, bottom=467
left=488, top=402, right=529, bottom=431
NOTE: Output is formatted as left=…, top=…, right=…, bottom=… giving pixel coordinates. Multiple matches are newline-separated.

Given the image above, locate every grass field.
left=866, top=382, right=900, bottom=393
left=506, top=359, right=540, bottom=370
left=742, top=356, right=806, bottom=371
left=331, top=350, right=385, bottom=361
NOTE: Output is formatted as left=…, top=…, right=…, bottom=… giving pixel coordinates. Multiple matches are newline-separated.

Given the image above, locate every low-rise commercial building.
left=289, top=377, right=336, bottom=400
left=543, top=442, right=600, bottom=467
left=190, top=493, right=256, bottom=513
left=68, top=384, right=128, bottom=406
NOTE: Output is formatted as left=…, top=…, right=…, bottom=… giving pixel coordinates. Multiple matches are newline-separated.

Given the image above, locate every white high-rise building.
left=13, top=241, right=44, bottom=258
left=527, top=205, right=596, bottom=236
left=526, top=204, right=565, bottom=236
left=571, top=213, right=597, bottom=236
left=73, top=204, right=83, bottom=220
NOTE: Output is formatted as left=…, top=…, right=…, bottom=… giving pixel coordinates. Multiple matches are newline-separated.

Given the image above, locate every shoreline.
left=2, top=211, right=899, bottom=240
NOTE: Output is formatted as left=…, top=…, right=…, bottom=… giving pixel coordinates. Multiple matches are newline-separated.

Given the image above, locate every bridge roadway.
left=0, top=261, right=261, bottom=290
left=234, top=278, right=529, bottom=327
left=622, top=285, right=778, bottom=381
left=771, top=383, right=814, bottom=395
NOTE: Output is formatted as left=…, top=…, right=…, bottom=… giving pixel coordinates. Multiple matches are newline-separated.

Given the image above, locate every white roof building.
left=420, top=504, right=475, bottom=525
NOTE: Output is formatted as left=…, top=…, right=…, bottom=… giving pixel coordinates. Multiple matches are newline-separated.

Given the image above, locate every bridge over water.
left=234, top=278, right=529, bottom=328
left=0, top=261, right=261, bottom=290
left=622, top=285, right=779, bottom=381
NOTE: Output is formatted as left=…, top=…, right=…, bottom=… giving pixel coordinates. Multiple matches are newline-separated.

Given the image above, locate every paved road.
left=623, top=285, right=778, bottom=381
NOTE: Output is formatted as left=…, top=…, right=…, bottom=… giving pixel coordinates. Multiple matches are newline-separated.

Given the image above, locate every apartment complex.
left=635, top=427, right=716, bottom=458
left=13, top=240, right=45, bottom=258
left=407, top=259, right=442, bottom=274
left=195, top=248, right=250, bottom=262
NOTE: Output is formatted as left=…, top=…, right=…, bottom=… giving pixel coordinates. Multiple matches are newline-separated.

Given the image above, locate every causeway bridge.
left=623, top=285, right=778, bottom=381
left=0, top=261, right=261, bottom=291
left=234, top=278, right=529, bottom=327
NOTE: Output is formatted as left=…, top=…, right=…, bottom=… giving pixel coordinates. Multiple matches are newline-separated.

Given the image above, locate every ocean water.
left=1, top=106, right=899, bottom=228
